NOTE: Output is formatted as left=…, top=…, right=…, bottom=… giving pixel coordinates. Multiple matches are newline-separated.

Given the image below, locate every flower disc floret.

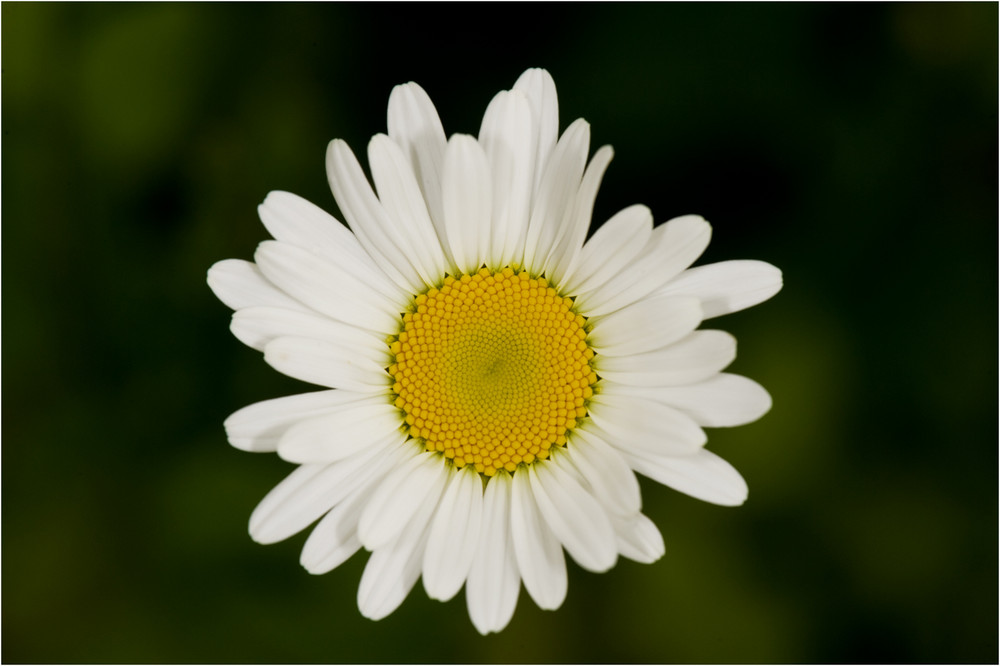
left=390, top=267, right=596, bottom=476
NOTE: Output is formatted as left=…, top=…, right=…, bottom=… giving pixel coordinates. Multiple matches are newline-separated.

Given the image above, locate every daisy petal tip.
left=768, top=263, right=785, bottom=295
left=325, top=139, right=352, bottom=168
left=714, top=469, right=750, bottom=507
left=724, top=485, right=749, bottom=507
left=261, top=338, right=290, bottom=368
left=515, top=67, right=556, bottom=91
left=389, top=80, right=425, bottom=100
left=247, top=512, right=279, bottom=545
left=205, top=260, right=225, bottom=282
left=671, top=213, right=712, bottom=236
left=741, top=261, right=784, bottom=305
left=758, top=387, right=775, bottom=419
left=206, top=259, right=264, bottom=310
left=470, top=616, right=511, bottom=637
left=259, top=189, right=288, bottom=209
left=366, top=132, right=391, bottom=154
left=300, top=560, right=324, bottom=576
left=662, top=259, right=783, bottom=319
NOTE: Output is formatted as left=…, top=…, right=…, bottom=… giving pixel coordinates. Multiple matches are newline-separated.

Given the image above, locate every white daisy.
left=207, top=68, right=782, bottom=634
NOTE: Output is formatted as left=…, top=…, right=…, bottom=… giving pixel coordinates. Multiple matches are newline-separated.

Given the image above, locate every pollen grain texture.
left=389, top=267, right=596, bottom=476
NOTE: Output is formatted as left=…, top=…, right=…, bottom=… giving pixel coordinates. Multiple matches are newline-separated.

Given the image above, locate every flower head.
left=208, top=68, right=782, bottom=634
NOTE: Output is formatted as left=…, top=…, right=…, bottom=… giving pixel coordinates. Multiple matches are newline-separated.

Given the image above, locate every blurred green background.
left=3, top=3, right=996, bottom=663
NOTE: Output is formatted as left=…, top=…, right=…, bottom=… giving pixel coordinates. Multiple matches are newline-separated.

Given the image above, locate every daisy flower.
left=207, top=68, right=782, bottom=634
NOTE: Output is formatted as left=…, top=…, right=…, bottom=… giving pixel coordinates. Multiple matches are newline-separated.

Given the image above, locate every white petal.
left=594, top=330, right=737, bottom=387
left=367, top=134, right=451, bottom=282
left=544, top=144, right=614, bottom=280
left=357, top=544, right=419, bottom=621
left=622, top=447, right=749, bottom=506
left=250, top=433, right=398, bottom=544
left=521, top=118, right=589, bottom=275
left=466, top=472, right=520, bottom=635
left=275, top=396, right=403, bottom=464
left=513, top=68, right=559, bottom=195
left=588, top=295, right=702, bottom=357
left=657, top=259, right=783, bottom=319
left=257, top=190, right=351, bottom=256
left=422, top=465, right=483, bottom=601
left=254, top=240, right=403, bottom=334
left=326, top=139, right=425, bottom=294
left=559, top=205, right=653, bottom=295
left=478, top=89, right=535, bottom=269
left=357, top=472, right=445, bottom=621
left=602, top=373, right=773, bottom=428
left=510, top=468, right=567, bottom=610
left=564, top=429, right=641, bottom=516
left=301, top=441, right=414, bottom=574
left=528, top=460, right=618, bottom=573
left=207, top=259, right=308, bottom=313
left=613, top=512, right=665, bottom=564
left=386, top=81, right=449, bottom=240
left=442, top=134, right=492, bottom=275
left=357, top=451, right=450, bottom=551
left=575, top=215, right=712, bottom=317
left=300, top=498, right=364, bottom=575
left=231, top=306, right=388, bottom=357
left=247, top=464, right=325, bottom=543
left=264, top=336, right=391, bottom=393
left=256, top=191, right=405, bottom=305
left=586, top=393, right=707, bottom=456
left=224, top=389, right=372, bottom=453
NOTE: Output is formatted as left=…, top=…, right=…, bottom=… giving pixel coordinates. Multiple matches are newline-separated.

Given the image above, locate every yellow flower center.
left=389, top=267, right=596, bottom=476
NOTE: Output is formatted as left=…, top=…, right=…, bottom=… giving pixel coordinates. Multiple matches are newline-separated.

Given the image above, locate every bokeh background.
left=3, top=3, right=997, bottom=663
